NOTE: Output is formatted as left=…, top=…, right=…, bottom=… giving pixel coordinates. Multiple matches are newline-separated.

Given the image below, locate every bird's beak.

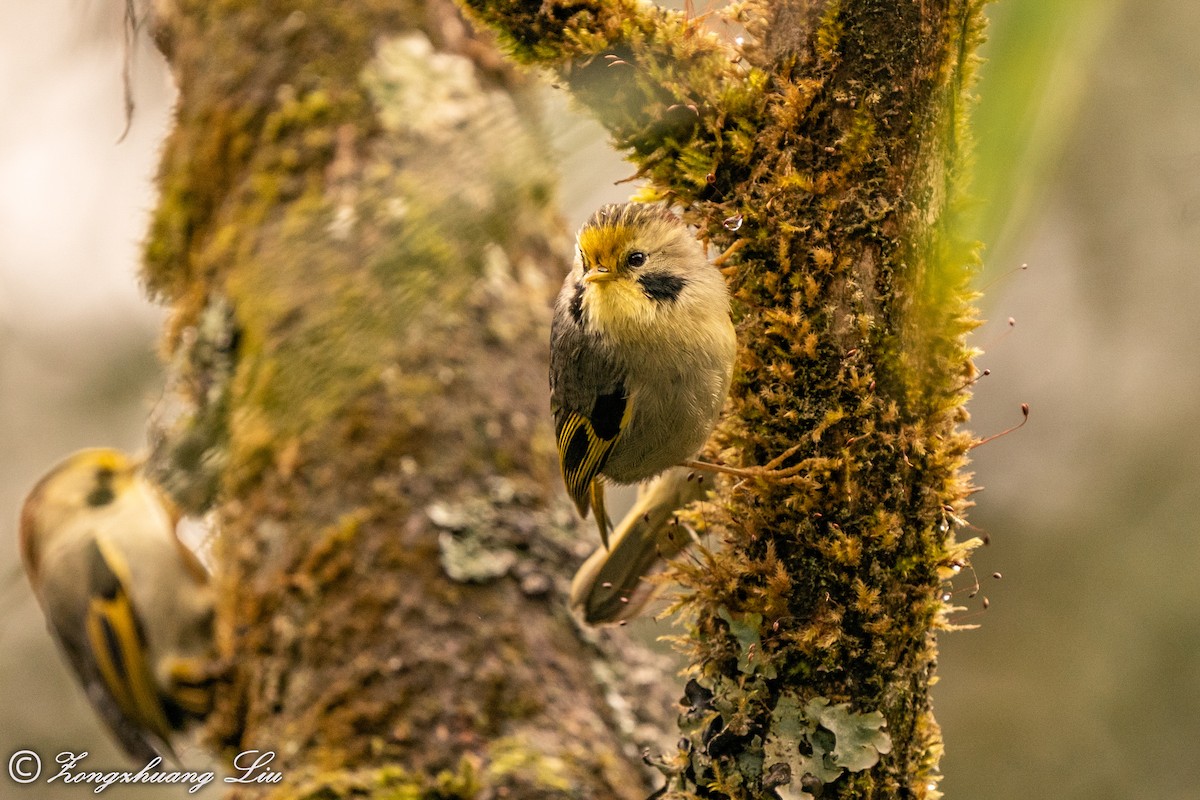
left=584, top=265, right=618, bottom=284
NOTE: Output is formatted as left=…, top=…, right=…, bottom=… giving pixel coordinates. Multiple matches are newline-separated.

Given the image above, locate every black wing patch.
left=89, top=541, right=124, bottom=601
left=562, top=422, right=593, bottom=488
left=84, top=538, right=175, bottom=749
left=590, top=390, right=627, bottom=440
left=554, top=386, right=631, bottom=518
left=550, top=299, right=631, bottom=530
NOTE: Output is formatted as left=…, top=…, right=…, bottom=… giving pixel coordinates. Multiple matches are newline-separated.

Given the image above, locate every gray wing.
left=550, top=280, right=631, bottom=514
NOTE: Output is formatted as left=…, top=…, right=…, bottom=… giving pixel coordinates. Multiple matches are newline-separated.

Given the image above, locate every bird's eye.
left=626, top=251, right=647, bottom=269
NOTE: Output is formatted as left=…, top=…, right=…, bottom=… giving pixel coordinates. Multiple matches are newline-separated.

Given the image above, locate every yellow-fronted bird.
left=19, top=448, right=216, bottom=762
left=550, top=203, right=737, bottom=546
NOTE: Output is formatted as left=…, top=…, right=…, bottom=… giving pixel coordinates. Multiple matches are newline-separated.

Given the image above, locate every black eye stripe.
left=638, top=272, right=687, bottom=303
left=86, top=485, right=116, bottom=507
left=86, top=467, right=116, bottom=507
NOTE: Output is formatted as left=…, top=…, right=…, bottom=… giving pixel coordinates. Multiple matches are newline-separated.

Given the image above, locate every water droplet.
left=941, top=592, right=952, bottom=602
left=723, top=214, right=743, bottom=231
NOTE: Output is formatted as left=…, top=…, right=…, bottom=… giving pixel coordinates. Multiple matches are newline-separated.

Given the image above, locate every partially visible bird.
left=550, top=203, right=736, bottom=546
left=19, top=448, right=216, bottom=762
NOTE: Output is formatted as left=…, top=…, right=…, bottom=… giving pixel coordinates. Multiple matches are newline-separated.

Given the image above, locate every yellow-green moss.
left=147, top=1, right=659, bottom=796
left=485, top=738, right=576, bottom=793
left=283, top=759, right=479, bottom=800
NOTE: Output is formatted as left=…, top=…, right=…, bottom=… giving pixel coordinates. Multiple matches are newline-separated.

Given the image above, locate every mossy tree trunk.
left=144, top=1, right=669, bottom=798
left=459, top=0, right=986, bottom=798
left=142, top=0, right=985, bottom=798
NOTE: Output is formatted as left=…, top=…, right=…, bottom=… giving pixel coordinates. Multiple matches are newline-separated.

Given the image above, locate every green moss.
left=815, top=1, right=846, bottom=62
left=484, top=738, right=576, bottom=793
left=458, top=0, right=740, bottom=171
left=147, top=19, right=559, bottom=495
left=284, top=760, right=481, bottom=800
left=142, top=0, right=415, bottom=311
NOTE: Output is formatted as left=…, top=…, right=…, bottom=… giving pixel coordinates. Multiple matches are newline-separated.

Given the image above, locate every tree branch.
left=458, top=0, right=741, bottom=165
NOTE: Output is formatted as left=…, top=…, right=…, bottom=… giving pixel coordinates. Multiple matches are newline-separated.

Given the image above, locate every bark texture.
left=144, top=1, right=671, bottom=797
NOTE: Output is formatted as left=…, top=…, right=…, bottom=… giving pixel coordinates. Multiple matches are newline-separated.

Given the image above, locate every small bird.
left=19, top=448, right=216, bottom=762
left=551, top=203, right=736, bottom=546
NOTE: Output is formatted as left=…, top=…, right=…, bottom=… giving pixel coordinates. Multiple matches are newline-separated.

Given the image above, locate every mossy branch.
left=458, top=0, right=743, bottom=174
left=464, top=0, right=988, bottom=798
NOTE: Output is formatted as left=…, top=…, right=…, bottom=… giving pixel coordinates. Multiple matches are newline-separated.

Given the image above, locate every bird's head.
left=576, top=203, right=698, bottom=284
left=19, top=448, right=136, bottom=578
left=571, top=203, right=714, bottom=334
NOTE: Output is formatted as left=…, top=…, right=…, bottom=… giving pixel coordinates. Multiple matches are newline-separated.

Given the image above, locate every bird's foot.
left=683, top=443, right=811, bottom=484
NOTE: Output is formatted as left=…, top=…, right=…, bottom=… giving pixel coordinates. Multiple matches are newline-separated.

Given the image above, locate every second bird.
left=550, top=203, right=736, bottom=546
left=19, top=449, right=215, bottom=762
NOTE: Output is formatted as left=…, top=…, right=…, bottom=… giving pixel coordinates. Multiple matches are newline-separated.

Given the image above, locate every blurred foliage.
left=968, top=0, right=1121, bottom=273
left=938, top=1, right=1200, bottom=800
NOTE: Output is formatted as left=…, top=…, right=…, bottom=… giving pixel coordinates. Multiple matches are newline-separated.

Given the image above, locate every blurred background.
left=1, top=0, right=1193, bottom=797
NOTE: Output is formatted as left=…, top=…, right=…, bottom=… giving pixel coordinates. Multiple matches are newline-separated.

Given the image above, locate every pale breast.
left=602, top=316, right=735, bottom=483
